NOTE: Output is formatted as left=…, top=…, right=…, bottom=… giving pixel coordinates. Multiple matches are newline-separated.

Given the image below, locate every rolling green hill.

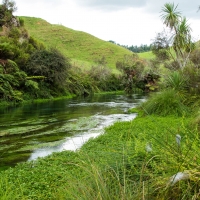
left=138, top=51, right=155, bottom=59
left=21, top=17, right=134, bottom=72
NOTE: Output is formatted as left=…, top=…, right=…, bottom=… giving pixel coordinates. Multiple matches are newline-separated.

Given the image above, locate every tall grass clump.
left=141, top=89, right=189, bottom=116
left=53, top=160, right=144, bottom=200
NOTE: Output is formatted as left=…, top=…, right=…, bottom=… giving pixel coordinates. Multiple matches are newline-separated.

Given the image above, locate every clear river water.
left=0, top=93, right=145, bottom=170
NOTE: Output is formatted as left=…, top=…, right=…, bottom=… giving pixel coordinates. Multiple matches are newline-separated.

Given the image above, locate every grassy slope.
left=21, top=16, right=133, bottom=72
left=138, top=51, right=155, bottom=59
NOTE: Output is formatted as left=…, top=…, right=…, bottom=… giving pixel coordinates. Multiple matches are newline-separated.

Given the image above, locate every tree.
left=116, top=54, right=148, bottom=93
left=161, top=3, right=181, bottom=30
left=160, top=3, right=195, bottom=69
left=26, top=48, right=71, bottom=88
left=2, top=0, right=17, bottom=12
left=0, top=0, right=17, bottom=27
left=151, top=31, right=170, bottom=61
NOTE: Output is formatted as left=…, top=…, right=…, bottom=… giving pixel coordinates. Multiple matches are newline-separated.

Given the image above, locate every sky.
left=14, top=0, right=200, bottom=46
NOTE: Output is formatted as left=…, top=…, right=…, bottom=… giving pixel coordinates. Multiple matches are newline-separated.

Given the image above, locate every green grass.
left=138, top=51, right=155, bottom=59
left=1, top=114, right=200, bottom=199
left=20, top=16, right=133, bottom=72
left=140, top=89, right=189, bottom=117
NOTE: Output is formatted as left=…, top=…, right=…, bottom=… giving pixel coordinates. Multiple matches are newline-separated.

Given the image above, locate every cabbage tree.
left=160, top=3, right=195, bottom=69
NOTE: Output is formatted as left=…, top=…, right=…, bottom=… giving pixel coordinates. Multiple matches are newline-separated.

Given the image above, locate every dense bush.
left=25, top=48, right=71, bottom=88
left=189, top=48, right=200, bottom=68
left=66, top=66, right=99, bottom=96
left=88, top=65, right=122, bottom=92
left=0, top=59, right=27, bottom=101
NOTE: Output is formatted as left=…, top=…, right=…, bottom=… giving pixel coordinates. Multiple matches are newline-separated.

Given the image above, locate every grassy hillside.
left=138, top=51, right=155, bottom=59
left=20, top=17, right=133, bottom=71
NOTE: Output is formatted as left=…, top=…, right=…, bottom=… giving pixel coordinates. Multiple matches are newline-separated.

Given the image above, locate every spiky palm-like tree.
left=160, top=2, right=181, bottom=31
left=160, top=3, right=194, bottom=69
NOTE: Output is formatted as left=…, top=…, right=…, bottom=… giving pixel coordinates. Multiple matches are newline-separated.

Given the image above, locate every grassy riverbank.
left=1, top=112, right=199, bottom=199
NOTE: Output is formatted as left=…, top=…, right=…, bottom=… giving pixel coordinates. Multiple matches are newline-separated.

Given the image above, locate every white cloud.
left=14, top=0, right=200, bottom=46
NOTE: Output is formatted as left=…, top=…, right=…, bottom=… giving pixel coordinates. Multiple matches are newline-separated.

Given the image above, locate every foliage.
left=0, top=0, right=17, bottom=27
left=0, top=40, right=15, bottom=59
left=0, top=1, right=56, bottom=102
left=182, top=65, right=200, bottom=95
left=140, top=89, right=189, bottom=116
left=153, top=3, right=195, bottom=69
left=191, top=109, right=200, bottom=129
left=28, top=36, right=44, bottom=50
left=116, top=54, right=159, bottom=93
left=25, top=48, right=71, bottom=88
left=116, top=54, right=146, bottom=93
left=18, top=17, right=24, bottom=26
left=1, top=1, right=200, bottom=199
left=88, top=56, right=122, bottom=92
left=66, top=66, right=98, bottom=96
left=0, top=59, right=27, bottom=101
left=0, top=31, right=42, bottom=68
left=151, top=31, right=171, bottom=61
left=160, top=3, right=181, bottom=29
left=25, top=79, right=39, bottom=90
left=160, top=65, right=200, bottom=105
left=163, top=70, right=187, bottom=91
left=189, top=48, right=200, bottom=68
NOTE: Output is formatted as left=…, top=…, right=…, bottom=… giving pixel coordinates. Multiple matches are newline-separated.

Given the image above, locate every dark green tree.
left=26, top=48, right=71, bottom=87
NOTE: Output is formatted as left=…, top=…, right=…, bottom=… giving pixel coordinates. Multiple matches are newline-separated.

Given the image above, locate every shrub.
left=66, top=66, right=98, bottom=96
left=8, top=27, right=21, bottom=39
left=190, top=48, right=200, bottom=68
left=182, top=65, right=200, bottom=95
left=87, top=65, right=122, bottom=92
left=18, top=17, right=24, bottom=26
left=26, top=48, right=71, bottom=87
left=140, top=89, right=189, bottom=116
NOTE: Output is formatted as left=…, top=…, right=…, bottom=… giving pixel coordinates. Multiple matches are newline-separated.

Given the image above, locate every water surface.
left=0, top=93, right=145, bottom=170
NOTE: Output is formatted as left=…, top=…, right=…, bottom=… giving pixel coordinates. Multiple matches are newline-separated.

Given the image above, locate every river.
left=0, top=93, right=145, bottom=170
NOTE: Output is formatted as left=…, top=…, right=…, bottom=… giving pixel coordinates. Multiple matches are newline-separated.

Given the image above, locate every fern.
left=25, top=80, right=39, bottom=90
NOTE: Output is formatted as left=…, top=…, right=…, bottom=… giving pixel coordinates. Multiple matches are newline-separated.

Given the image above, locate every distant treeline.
left=108, top=40, right=152, bottom=53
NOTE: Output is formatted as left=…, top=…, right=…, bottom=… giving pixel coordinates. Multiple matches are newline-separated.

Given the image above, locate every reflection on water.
left=0, top=93, right=145, bottom=169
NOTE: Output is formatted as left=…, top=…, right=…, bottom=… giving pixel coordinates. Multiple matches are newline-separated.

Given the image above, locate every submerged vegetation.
left=1, top=0, right=200, bottom=199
